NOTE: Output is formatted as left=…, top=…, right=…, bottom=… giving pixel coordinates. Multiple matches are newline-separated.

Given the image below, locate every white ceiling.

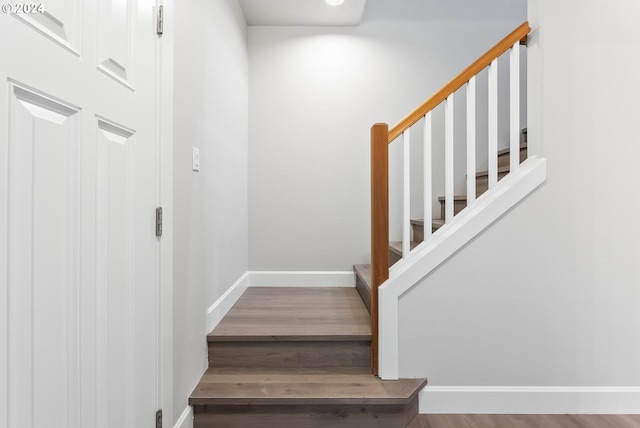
left=239, top=0, right=368, bottom=26
left=239, top=0, right=527, bottom=27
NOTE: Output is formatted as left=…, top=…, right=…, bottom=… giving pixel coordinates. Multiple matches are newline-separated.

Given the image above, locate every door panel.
left=98, top=0, right=134, bottom=87
left=12, top=0, right=82, bottom=55
left=95, top=117, right=136, bottom=428
left=6, top=83, right=81, bottom=428
left=1, top=2, right=163, bottom=427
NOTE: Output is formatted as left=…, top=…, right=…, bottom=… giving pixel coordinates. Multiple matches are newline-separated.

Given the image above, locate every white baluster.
left=488, top=58, right=498, bottom=188
left=423, top=112, right=432, bottom=240
left=510, top=41, right=520, bottom=173
left=466, top=77, right=476, bottom=204
left=402, top=129, right=411, bottom=258
left=445, top=95, right=454, bottom=223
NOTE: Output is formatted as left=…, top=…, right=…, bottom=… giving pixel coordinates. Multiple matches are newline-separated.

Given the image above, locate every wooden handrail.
left=388, top=21, right=530, bottom=143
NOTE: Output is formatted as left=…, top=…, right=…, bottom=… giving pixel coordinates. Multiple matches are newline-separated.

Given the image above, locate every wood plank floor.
left=413, top=414, right=640, bottom=428
left=209, top=287, right=371, bottom=340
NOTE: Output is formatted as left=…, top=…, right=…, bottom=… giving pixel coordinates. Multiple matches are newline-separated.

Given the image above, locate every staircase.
left=357, top=141, right=527, bottom=296
left=367, top=22, right=540, bottom=379
left=189, top=287, right=427, bottom=427
left=188, top=22, right=537, bottom=424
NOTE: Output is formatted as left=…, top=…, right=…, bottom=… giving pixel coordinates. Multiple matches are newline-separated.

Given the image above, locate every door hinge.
left=156, top=5, right=164, bottom=35
left=156, top=409, right=163, bottom=428
left=155, top=207, right=163, bottom=237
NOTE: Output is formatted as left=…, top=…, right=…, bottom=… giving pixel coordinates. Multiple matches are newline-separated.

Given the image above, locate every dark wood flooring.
left=413, top=414, right=640, bottom=428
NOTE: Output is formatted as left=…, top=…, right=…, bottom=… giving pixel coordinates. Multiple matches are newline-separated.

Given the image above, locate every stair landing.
left=210, top=287, right=371, bottom=340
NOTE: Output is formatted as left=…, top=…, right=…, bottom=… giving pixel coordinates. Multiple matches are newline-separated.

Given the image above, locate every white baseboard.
left=206, top=272, right=250, bottom=333
left=419, top=386, right=640, bottom=414
left=248, top=271, right=355, bottom=287
left=173, top=406, right=193, bottom=428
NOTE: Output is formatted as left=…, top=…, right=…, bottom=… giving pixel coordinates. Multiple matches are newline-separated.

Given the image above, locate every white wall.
left=172, top=0, right=248, bottom=425
left=399, top=0, right=640, bottom=413
left=248, top=3, right=526, bottom=270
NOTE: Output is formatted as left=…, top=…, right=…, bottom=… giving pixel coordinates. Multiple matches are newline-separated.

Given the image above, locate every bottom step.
left=190, top=367, right=427, bottom=428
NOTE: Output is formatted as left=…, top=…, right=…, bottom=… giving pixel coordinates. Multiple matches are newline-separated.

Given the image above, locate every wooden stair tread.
left=437, top=195, right=467, bottom=201
left=497, top=142, right=527, bottom=156
left=209, top=287, right=371, bottom=341
left=190, top=367, right=427, bottom=406
left=410, top=218, right=445, bottom=228
left=475, top=165, right=511, bottom=178
left=432, top=219, right=445, bottom=229
left=354, top=263, right=371, bottom=281
left=389, top=241, right=419, bottom=256
left=354, top=263, right=372, bottom=290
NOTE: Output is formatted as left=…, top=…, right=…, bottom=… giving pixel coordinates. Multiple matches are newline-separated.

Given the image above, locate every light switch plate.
left=192, top=147, right=200, bottom=171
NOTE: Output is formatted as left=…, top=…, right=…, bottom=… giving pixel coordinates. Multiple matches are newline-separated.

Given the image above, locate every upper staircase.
left=190, top=287, right=427, bottom=427
left=356, top=140, right=528, bottom=305
left=399, top=141, right=526, bottom=265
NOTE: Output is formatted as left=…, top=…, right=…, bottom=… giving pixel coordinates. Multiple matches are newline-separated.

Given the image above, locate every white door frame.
left=157, top=0, right=174, bottom=426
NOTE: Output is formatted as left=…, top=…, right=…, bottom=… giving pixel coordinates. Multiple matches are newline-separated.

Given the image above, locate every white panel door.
left=0, top=1, right=166, bottom=427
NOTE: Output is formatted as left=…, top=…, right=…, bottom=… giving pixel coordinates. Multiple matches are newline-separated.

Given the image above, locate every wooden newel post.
left=370, top=123, right=389, bottom=376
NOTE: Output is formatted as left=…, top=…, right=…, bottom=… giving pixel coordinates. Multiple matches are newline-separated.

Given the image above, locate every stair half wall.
left=378, top=156, right=546, bottom=380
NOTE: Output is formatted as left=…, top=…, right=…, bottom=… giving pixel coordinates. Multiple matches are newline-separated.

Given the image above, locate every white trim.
left=158, top=1, right=175, bottom=425
left=488, top=58, right=499, bottom=188
left=402, top=129, right=411, bottom=258
left=423, top=112, right=432, bottom=240
left=248, top=271, right=355, bottom=288
left=173, top=405, right=193, bottom=428
left=466, top=77, right=476, bottom=205
left=509, top=41, right=521, bottom=174
left=379, top=157, right=547, bottom=380
left=206, top=272, right=250, bottom=334
left=444, top=94, right=454, bottom=223
left=419, top=386, right=640, bottom=414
